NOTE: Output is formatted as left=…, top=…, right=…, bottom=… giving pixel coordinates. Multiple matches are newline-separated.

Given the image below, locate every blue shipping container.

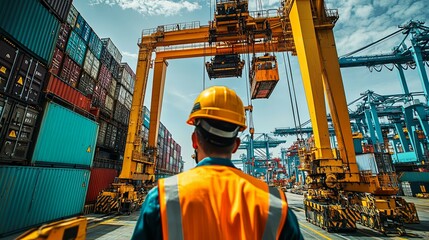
left=0, top=166, right=90, bottom=236
left=32, top=102, right=98, bottom=167
left=65, top=30, right=87, bottom=66
left=0, top=0, right=60, bottom=64
left=74, top=14, right=91, bottom=43
left=88, top=31, right=103, bottom=59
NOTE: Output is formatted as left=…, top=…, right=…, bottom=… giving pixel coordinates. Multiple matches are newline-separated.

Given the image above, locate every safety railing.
left=141, top=21, right=201, bottom=37
left=249, top=9, right=280, bottom=19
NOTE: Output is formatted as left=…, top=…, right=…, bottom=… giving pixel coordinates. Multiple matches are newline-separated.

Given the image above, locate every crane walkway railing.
left=141, top=21, right=201, bottom=37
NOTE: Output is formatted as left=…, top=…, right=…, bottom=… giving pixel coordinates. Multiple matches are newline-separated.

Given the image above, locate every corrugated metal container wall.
left=114, top=125, right=127, bottom=153
left=0, top=101, right=39, bottom=162
left=60, top=55, right=81, bottom=87
left=83, top=50, right=100, bottom=80
left=66, top=4, right=79, bottom=27
left=100, top=47, right=112, bottom=69
left=118, top=63, right=134, bottom=93
left=0, top=0, right=60, bottom=64
left=50, top=48, right=64, bottom=76
left=45, top=75, right=91, bottom=111
left=88, top=31, right=103, bottom=59
left=77, top=72, right=95, bottom=97
left=113, top=101, right=130, bottom=125
left=86, top=168, right=118, bottom=203
left=74, top=14, right=91, bottom=43
left=9, top=53, right=47, bottom=105
left=104, top=94, right=114, bottom=113
left=110, top=59, right=120, bottom=79
left=92, top=85, right=107, bottom=108
left=40, top=0, right=73, bottom=22
left=0, top=166, right=90, bottom=236
left=115, top=85, right=127, bottom=105
left=56, top=23, right=71, bottom=51
left=109, top=78, right=117, bottom=97
left=98, top=64, right=112, bottom=90
left=399, top=172, right=429, bottom=182
left=97, top=120, right=107, bottom=146
left=32, top=102, right=98, bottom=167
left=101, top=38, right=122, bottom=63
left=65, top=30, right=87, bottom=66
left=124, top=90, right=132, bottom=110
left=356, top=153, right=379, bottom=175
left=0, top=37, right=19, bottom=93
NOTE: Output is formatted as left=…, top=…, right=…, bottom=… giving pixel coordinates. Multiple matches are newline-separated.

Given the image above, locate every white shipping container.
left=116, top=85, right=127, bottom=105
left=83, top=50, right=100, bottom=80
left=105, top=94, right=114, bottom=112
left=356, top=153, right=379, bottom=175
left=124, top=90, right=132, bottom=110
left=101, top=38, right=122, bottom=63
left=109, top=78, right=117, bottom=97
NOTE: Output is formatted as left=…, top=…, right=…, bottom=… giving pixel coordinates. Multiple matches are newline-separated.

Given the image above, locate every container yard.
left=1, top=0, right=428, bottom=239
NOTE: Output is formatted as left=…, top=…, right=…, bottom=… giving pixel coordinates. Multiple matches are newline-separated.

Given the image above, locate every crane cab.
left=206, top=54, right=245, bottom=79
left=250, top=54, right=279, bottom=99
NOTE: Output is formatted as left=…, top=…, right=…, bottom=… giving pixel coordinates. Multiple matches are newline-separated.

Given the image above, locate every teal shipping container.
left=66, top=30, right=87, bottom=66
left=399, top=171, right=429, bottom=182
left=32, top=102, right=98, bottom=167
left=0, top=166, right=90, bottom=236
left=0, top=0, right=60, bottom=64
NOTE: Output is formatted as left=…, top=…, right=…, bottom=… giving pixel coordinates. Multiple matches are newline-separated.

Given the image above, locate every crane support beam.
left=289, top=0, right=333, bottom=159
left=148, top=59, right=168, bottom=158
left=120, top=45, right=153, bottom=180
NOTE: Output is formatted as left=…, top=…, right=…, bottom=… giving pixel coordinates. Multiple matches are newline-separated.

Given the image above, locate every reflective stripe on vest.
left=161, top=174, right=287, bottom=239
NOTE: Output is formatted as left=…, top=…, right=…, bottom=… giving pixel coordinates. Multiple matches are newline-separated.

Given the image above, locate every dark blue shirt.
left=131, top=157, right=303, bottom=239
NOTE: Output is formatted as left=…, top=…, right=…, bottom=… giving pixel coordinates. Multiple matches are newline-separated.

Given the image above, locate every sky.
left=73, top=0, right=428, bottom=171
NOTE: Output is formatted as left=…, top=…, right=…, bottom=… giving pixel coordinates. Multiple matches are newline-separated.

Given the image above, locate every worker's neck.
left=197, top=151, right=232, bottom=163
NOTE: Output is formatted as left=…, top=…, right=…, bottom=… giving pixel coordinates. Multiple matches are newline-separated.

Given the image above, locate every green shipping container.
left=0, top=166, right=90, bottom=236
left=0, top=0, right=60, bottom=64
left=32, top=102, right=99, bottom=167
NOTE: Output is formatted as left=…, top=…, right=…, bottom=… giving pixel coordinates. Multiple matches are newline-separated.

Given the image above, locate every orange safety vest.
left=158, top=165, right=288, bottom=240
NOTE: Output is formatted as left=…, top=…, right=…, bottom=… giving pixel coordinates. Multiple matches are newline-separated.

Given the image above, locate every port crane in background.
left=233, top=133, right=286, bottom=182
left=339, top=20, right=429, bottom=102
left=106, top=0, right=420, bottom=234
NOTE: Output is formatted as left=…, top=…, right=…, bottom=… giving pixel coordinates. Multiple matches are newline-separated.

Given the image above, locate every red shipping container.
left=56, top=23, right=71, bottom=51
left=46, top=75, right=92, bottom=111
left=97, top=64, right=112, bottom=90
left=86, top=168, right=118, bottom=203
left=60, top=55, right=81, bottom=88
left=92, top=85, right=107, bottom=108
left=50, top=48, right=64, bottom=76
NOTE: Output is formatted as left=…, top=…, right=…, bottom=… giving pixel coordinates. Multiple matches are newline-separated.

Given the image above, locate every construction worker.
left=132, top=86, right=303, bottom=239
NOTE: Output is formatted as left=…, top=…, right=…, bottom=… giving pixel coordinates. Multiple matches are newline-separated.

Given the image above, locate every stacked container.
left=142, top=106, right=183, bottom=179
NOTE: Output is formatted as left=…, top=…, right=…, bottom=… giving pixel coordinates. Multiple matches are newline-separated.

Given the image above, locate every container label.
left=0, top=66, right=6, bottom=74
left=17, top=76, right=23, bottom=85
left=87, top=146, right=91, bottom=152
left=9, top=130, right=16, bottom=138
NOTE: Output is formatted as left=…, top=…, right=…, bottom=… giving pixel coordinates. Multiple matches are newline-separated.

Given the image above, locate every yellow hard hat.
left=187, top=86, right=247, bottom=131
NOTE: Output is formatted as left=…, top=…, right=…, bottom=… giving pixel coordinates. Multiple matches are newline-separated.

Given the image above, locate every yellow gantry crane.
left=116, top=0, right=418, bottom=234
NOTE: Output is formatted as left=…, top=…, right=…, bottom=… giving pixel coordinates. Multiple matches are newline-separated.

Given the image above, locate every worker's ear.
left=192, top=131, right=198, bottom=149
left=231, top=137, right=241, bottom=153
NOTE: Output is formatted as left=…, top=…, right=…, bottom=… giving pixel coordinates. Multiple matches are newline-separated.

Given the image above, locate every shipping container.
left=399, top=172, right=429, bottom=182
left=110, top=59, right=121, bottom=79
left=124, top=90, right=132, bottom=110
left=65, top=30, right=87, bottom=66
left=92, top=85, right=107, bottom=108
left=60, top=55, right=81, bottom=87
left=83, top=50, right=100, bottom=80
left=50, top=47, right=64, bottom=76
left=32, top=102, right=98, bottom=167
left=9, top=53, right=48, bottom=105
left=98, top=64, right=112, bottom=90
left=77, top=72, right=96, bottom=97
left=56, top=23, right=71, bottom=51
left=66, top=4, right=79, bottom=27
left=101, top=38, right=122, bottom=63
left=400, top=181, right=429, bottom=197
left=114, top=85, right=127, bottom=105
left=0, top=37, right=19, bottom=93
left=113, top=101, right=130, bottom=125
left=86, top=168, right=118, bottom=203
left=40, top=0, right=73, bottom=22
left=0, top=166, right=90, bottom=236
left=109, top=78, right=117, bottom=97
left=0, top=0, right=60, bottom=64
left=45, top=75, right=92, bottom=112
left=74, top=14, right=91, bottom=43
left=105, top=123, right=118, bottom=149
left=100, top=47, right=112, bottom=70
left=88, top=31, right=103, bottom=59
left=97, top=120, right=107, bottom=146
left=0, top=97, right=38, bottom=163
left=118, top=63, right=135, bottom=93
left=142, top=106, right=150, bottom=129
left=114, top=125, right=127, bottom=153
left=104, top=94, right=114, bottom=114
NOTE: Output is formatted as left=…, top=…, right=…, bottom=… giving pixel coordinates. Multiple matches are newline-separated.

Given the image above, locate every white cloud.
left=89, top=0, right=201, bottom=16
left=122, top=51, right=138, bottom=59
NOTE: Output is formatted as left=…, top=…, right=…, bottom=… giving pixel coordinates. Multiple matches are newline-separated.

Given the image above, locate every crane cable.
left=203, top=42, right=206, bottom=90
left=282, top=52, right=303, bottom=141
left=245, top=34, right=254, bottom=139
